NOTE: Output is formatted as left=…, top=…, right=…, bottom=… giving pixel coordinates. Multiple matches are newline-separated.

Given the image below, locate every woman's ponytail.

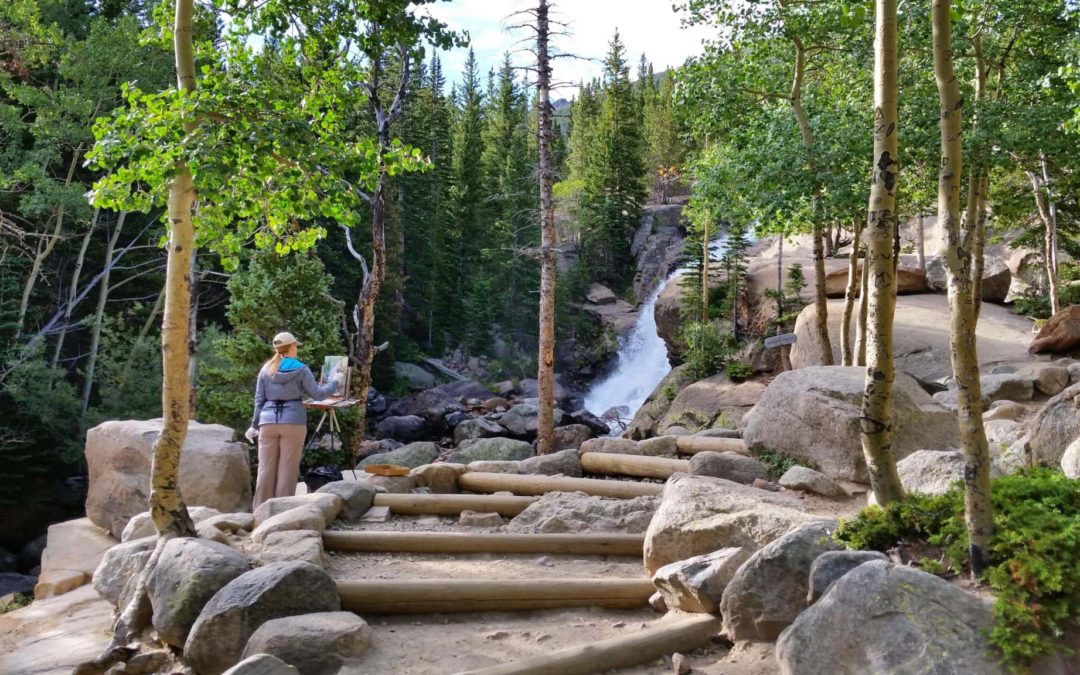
left=263, top=345, right=289, bottom=375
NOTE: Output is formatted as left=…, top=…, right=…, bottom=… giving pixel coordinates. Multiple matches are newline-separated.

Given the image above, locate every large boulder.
left=585, top=283, right=617, bottom=305
left=148, top=537, right=250, bottom=648
left=410, top=463, right=467, bottom=493
left=657, top=375, right=767, bottom=433
left=551, top=424, right=592, bottom=451
left=250, top=505, right=328, bottom=544
left=314, top=482, right=376, bottom=521
left=927, top=255, right=1011, bottom=303
left=36, top=517, right=117, bottom=599
left=453, top=417, right=505, bottom=445
left=579, top=437, right=644, bottom=455
left=373, top=415, right=427, bottom=443
left=253, top=494, right=341, bottom=528
left=778, top=466, right=844, bottom=498
left=743, top=367, right=960, bottom=482
left=435, top=379, right=497, bottom=402
left=122, top=506, right=221, bottom=542
left=508, top=493, right=659, bottom=534
left=1035, top=365, right=1071, bottom=396
left=719, top=520, right=841, bottom=641
left=519, top=449, right=583, bottom=477
left=449, top=437, right=534, bottom=463
left=1062, top=437, right=1080, bottom=479
left=1029, top=305, right=1080, bottom=354
left=92, top=536, right=156, bottom=608
left=643, top=474, right=815, bottom=574
left=500, top=404, right=564, bottom=437
left=790, top=295, right=1031, bottom=381
left=823, top=261, right=928, bottom=297
left=806, top=549, right=890, bottom=603
left=184, top=561, right=340, bottom=675
left=393, top=362, right=436, bottom=391
left=1027, top=383, right=1080, bottom=466
left=241, top=612, right=372, bottom=675
left=897, top=450, right=967, bottom=495
left=776, top=560, right=1006, bottom=674
left=626, top=364, right=698, bottom=439
left=980, top=373, right=1034, bottom=402
left=651, top=547, right=751, bottom=614
left=85, top=420, right=251, bottom=539
left=357, top=441, right=441, bottom=469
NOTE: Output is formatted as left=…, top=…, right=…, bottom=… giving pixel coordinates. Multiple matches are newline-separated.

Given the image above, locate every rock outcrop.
left=657, top=376, right=766, bottom=433
left=743, top=367, right=959, bottom=482
left=85, top=420, right=251, bottom=539
left=1030, top=305, right=1080, bottom=354
left=1027, top=383, right=1080, bottom=466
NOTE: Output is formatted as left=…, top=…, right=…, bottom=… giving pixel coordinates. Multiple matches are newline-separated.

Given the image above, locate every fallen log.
left=455, top=613, right=724, bottom=675
left=337, top=578, right=654, bottom=614
left=458, top=472, right=663, bottom=499
left=674, top=436, right=749, bottom=456
left=372, top=493, right=538, bottom=517
left=324, top=531, right=643, bottom=556
left=580, top=452, right=688, bottom=480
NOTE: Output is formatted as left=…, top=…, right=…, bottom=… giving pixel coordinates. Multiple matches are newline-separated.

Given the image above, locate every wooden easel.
left=305, top=399, right=360, bottom=479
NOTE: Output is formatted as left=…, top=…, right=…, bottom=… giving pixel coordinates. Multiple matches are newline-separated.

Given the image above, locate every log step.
left=455, top=613, right=723, bottom=675
left=580, top=452, right=689, bottom=480
left=338, top=578, right=654, bottom=614
left=458, top=472, right=663, bottom=499
left=372, top=493, right=538, bottom=516
left=674, top=436, right=749, bottom=456
left=324, top=531, right=644, bottom=556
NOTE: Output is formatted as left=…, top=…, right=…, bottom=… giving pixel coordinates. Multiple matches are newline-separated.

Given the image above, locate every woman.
left=246, top=332, right=340, bottom=509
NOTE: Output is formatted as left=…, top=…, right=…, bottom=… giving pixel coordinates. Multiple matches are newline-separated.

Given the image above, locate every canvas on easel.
left=319, top=355, right=349, bottom=399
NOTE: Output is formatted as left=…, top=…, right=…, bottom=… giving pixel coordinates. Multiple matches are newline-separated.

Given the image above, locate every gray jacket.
left=251, top=362, right=338, bottom=428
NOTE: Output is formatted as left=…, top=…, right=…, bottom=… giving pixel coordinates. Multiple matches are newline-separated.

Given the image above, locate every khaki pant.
left=253, top=424, right=307, bottom=509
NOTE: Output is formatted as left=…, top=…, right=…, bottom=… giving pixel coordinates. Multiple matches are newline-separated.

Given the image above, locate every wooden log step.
left=675, top=435, right=749, bottom=456
left=455, top=613, right=723, bottom=675
left=580, top=452, right=689, bottom=480
left=372, top=493, right=538, bottom=516
left=323, top=531, right=644, bottom=556
left=337, top=578, right=654, bottom=614
left=458, top=472, right=663, bottom=499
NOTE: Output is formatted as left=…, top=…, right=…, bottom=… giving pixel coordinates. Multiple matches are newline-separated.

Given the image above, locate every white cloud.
left=422, top=0, right=715, bottom=97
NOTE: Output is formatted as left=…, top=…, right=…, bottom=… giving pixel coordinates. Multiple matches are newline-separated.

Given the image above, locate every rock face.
left=149, top=537, right=251, bottom=648
left=643, top=474, right=814, bottom=574
left=509, top=493, right=659, bottom=534
left=657, top=376, right=767, bottom=433
left=897, top=449, right=967, bottom=495
left=651, top=547, right=751, bottom=614
left=1028, top=383, right=1080, bottom=466
left=85, top=420, right=251, bottom=539
left=1030, top=305, right=1080, bottom=354
left=626, top=364, right=697, bottom=439
left=719, top=520, right=841, bottom=641
left=743, top=367, right=960, bottom=482
left=358, top=441, right=440, bottom=469
left=776, top=560, right=1006, bottom=674
left=790, top=295, right=1032, bottom=381
left=185, top=561, right=340, bottom=675
left=689, top=451, right=771, bottom=485
left=806, top=550, right=889, bottom=603
left=36, top=517, right=117, bottom=599
left=241, top=612, right=372, bottom=675
left=778, top=466, right=843, bottom=498
left=449, top=437, right=534, bottom=463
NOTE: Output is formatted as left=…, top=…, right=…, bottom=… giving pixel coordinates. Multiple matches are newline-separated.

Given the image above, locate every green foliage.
left=1012, top=263, right=1080, bottom=319
left=753, top=450, right=805, bottom=478
left=84, top=307, right=163, bottom=425
left=724, top=360, right=751, bottom=381
left=0, top=593, right=32, bottom=614
left=836, top=469, right=1080, bottom=667
left=661, top=381, right=679, bottom=402
left=680, top=320, right=737, bottom=379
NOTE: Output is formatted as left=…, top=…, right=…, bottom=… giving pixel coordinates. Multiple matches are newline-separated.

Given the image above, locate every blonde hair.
left=263, top=343, right=291, bottom=376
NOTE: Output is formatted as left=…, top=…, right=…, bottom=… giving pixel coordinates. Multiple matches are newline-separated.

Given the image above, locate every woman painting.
left=245, top=332, right=340, bottom=508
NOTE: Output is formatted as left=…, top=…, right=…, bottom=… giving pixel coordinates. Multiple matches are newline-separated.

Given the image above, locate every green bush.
left=753, top=450, right=805, bottom=478
left=725, top=360, right=751, bottom=381
left=680, top=320, right=737, bottom=379
left=835, top=469, right=1080, bottom=667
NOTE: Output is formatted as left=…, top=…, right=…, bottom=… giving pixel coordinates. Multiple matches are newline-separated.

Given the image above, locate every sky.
left=420, top=0, right=717, bottom=98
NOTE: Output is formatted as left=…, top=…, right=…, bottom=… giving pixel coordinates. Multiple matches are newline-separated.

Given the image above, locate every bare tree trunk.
left=933, top=0, right=993, bottom=576
left=702, top=218, right=709, bottom=322
left=535, top=0, right=557, bottom=455
left=856, top=245, right=869, bottom=367
left=52, top=208, right=100, bottom=368
left=860, top=0, right=905, bottom=506
left=915, top=212, right=926, bottom=272
left=790, top=39, right=833, bottom=366
left=16, top=149, right=81, bottom=337
left=1030, top=154, right=1061, bottom=315
left=80, top=212, right=126, bottom=417
left=841, top=219, right=862, bottom=366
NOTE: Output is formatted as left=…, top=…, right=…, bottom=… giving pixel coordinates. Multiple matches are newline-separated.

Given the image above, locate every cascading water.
left=584, top=233, right=731, bottom=426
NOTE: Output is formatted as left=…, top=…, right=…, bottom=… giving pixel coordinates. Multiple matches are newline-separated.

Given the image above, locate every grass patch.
left=835, top=468, right=1080, bottom=668
left=0, top=593, right=31, bottom=614
left=753, top=450, right=804, bottom=479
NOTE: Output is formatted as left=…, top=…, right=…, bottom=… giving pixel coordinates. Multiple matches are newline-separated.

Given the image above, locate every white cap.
left=272, top=332, right=300, bottom=347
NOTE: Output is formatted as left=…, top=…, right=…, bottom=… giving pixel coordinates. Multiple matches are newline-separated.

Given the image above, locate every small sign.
left=764, top=333, right=798, bottom=349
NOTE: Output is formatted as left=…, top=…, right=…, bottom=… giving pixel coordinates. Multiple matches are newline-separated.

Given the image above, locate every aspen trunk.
left=16, top=148, right=82, bottom=337
left=856, top=239, right=869, bottom=366
left=933, top=0, right=993, bottom=575
left=860, top=0, right=904, bottom=505
left=841, top=220, right=862, bottom=366
left=790, top=40, right=833, bottom=366
left=1030, top=155, right=1061, bottom=314
left=52, top=208, right=100, bottom=369
left=915, top=212, right=925, bottom=272
left=701, top=218, right=709, bottom=322
left=80, top=211, right=125, bottom=417
left=535, top=0, right=557, bottom=455
left=966, top=34, right=989, bottom=323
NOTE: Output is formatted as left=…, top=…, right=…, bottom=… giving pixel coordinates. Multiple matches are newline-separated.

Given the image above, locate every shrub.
left=835, top=469, right=1080, bottom=667
left=753, top=450, right=805, bottom=479
left=679, top=320, right=737, bottom=379
left=725, top=360, right=751, bottom=381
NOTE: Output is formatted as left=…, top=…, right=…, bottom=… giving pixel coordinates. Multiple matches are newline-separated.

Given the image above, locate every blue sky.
left=421, top=0, right=717, bottom=97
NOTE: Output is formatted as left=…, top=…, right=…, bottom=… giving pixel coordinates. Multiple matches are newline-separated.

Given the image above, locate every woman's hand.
left=244, top=427, right=259, bottom=443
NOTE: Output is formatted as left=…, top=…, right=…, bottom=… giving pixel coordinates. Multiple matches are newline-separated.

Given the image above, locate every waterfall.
left=583, top=233, right=733, bottom=426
